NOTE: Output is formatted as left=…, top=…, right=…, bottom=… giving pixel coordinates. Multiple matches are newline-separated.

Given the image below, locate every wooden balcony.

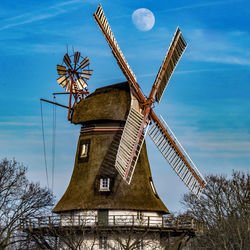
left=20, top=214, right=202, bottom=234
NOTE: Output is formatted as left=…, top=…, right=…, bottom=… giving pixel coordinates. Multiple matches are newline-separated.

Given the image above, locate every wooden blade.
left=65, top=81, right=77, bottom=93
left=57, top=75, right=69, bottom=88
left=57, top=75, right=76, bottom=93
left=80, top=69, right=93, bottom=79
left=151, top=27, right=187, bottom=103
left=94, top=4, right=144, bottom=99
left=65, top=82, right=71, bottom=92
left=74, top=51, right=80, bottom=66
left=76, top=78, right=88, bottom=89
left=57, top=64, right=67, bottom=75
left=63, top=53, right=72, bottom=69
left=148, top=110, right=206, bottom=197
left=79, top=56, right=89, bottom=70
left=115, top=107, right=148, bottom=184
left=75, top=79, right=83, bottom=90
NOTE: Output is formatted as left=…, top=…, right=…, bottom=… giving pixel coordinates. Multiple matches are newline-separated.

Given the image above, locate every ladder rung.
left=162, top=145, right=172, bottom=157
left=169, top=152, right=177, bottom=163
left=172, top=157, right=181, bottom=168
left=165, top=148, right=174, bottom=159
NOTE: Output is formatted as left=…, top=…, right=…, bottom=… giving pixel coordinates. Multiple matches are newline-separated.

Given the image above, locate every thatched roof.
left=53, top=82, right=169, bottom=214
left=71, top=82, right=131, bottom=124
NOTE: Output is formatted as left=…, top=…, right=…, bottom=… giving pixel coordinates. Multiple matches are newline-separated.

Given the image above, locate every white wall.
left=58, top=209, right=163, bottom=227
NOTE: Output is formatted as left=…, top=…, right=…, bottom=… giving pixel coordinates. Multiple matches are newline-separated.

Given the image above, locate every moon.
left=132, top=8, right=155, bottom=31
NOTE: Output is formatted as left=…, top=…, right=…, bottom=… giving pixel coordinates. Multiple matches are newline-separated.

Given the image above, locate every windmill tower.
left=22, top=4, right=206, bottom=249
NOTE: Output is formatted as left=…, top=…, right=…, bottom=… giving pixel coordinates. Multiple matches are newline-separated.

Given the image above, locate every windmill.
left=93, top=4, right=206, bottom=196
left=22, top=4, right=206, bottom=249
left=56, top=51, right=93, bottom=120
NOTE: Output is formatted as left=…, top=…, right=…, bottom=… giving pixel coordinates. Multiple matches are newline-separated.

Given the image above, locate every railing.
left=20, top=215, right=199, bottom=231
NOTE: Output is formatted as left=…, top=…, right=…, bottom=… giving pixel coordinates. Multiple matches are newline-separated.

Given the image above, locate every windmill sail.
left=94, top=4, right=137, bottom=86
left=57, top=65, right=67, bottom=75
left=115, top=107, right=148, bottom=184
left=63, top=53, right=72, bottom=68
left=153, top=27, right=187, bottom=103
left=93, top=4, right=206, bottom=194
left=148, top=112, right=206, bottom=197
left=79, top=57, right=90, bottom=70
left=74, top=51, right=80, bottom=66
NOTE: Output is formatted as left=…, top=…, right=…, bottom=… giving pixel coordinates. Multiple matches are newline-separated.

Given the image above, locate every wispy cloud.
left=0, top=121, right=39, bottom=127
left=156, top=99, right=250, bottom=162
left=159, top=0, right=241, bottom=13
left=0, top=0, right=97, bottom=31
left=111, top=1, right=239, bottom=20
left=0, top=13, right=63, bottom=31
left=185, top=28, right=250, bottom=65
left=137, top=68, right=230, bottom=79
left=119, top=25, right=250, bottom=67
left=190, top=55, right=250, bottom=65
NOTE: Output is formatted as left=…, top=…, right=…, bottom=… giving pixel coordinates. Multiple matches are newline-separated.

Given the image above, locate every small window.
left=99, top=236, right=107, bottom=249
left=80, top=144, right=88, bottom=158
left=137, top=211, right=143, bottom=220
left=78, top=139, right=90, bottom=162
left=150, top=180, right=156, bottom=194
left=149, top=177, right=159, bottom=198
left=100, top=178, right=110, bottom=191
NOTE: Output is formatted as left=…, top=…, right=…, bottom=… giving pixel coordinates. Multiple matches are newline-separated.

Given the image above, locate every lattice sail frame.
left=94, top=4, right=137, bottom=85
left=148, top=116, right=206, bottom=197
left=115, top=107, right=148, bottom=184
left=154, top=27, right=187, bottom=103
left=93, top=4, right=206, bottom=196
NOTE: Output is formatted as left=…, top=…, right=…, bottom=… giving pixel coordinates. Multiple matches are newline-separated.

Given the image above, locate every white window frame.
left=100, top=178, right=110, bottom=191
left=79, top=143, right=88, bottom=158
left=150, top=180, right=157, bottom=195
left=137, top=211, right=143, bottom=220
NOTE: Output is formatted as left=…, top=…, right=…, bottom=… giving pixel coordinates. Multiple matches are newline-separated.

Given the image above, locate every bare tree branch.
left=181, top=171, right=249, bottom=250
left=0, top=158, right=54, bottom=249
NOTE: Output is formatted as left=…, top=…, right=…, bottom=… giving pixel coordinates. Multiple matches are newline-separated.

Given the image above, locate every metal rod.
left=68, top=71, right=74, bottom=120
left=52, top=92, right=70, bottom=95
left=40, top=98, right=69, bottom=109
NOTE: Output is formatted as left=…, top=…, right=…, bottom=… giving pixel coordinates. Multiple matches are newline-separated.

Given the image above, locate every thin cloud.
left=192, top=55, right=250, bottom=66
left=111, top=1, right=238, bottom=20
left=0, top=121, right=39, bottom=127
left=0, top=0, right=97, bottom=31
left=137, top=68, right=230, bottom=79
left=159, top=0, right=241, bottom=13
left=186, top=28, right=250, bottom=66
left=183, top=134, right=250, bottom=158
left=0, top=12, right=65, bottom=31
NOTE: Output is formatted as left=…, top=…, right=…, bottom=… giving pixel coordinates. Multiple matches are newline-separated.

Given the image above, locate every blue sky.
left=0, top=0, right=249, bottom=212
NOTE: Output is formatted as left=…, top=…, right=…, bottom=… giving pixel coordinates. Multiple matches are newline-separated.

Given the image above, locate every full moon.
left=132, top=8, right=155, bottom=31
